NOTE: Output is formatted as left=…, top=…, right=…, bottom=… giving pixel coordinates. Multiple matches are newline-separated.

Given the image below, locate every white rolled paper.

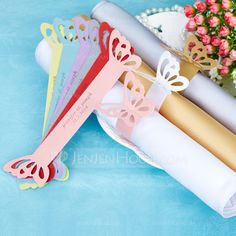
left=98, top=81, right=236, bottom=218
left=91, top=1, right=236, bottom=134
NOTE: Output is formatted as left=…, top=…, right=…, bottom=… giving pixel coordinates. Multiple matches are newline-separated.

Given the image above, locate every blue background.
left=0, top=0, right=236, bottom=235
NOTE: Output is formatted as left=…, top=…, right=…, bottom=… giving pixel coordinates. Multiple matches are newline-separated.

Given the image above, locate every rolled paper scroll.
left=97, top=80, right=236, bottom=218
left=121, top=52, right=236, bottom=171
left=34, top=33, right=236, bottom=171
left=3, top=25, right=142, bottom=186
left=91, top=1, right=236, bottom=134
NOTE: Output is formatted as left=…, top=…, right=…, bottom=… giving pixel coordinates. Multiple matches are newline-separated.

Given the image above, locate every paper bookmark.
left=44, top=18, right=81, bottom=134
left=3, top=25, right=141, bottom=186
left=51, top=17, right=100, bottom=127
left=41, top=23, right=63, bottom=134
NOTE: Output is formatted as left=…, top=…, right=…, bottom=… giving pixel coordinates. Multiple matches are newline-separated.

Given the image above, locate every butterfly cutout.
left=99, top=71, right=155, bottom=138
left=136, top=51, right=189, bottom=92
left=166, top=34, right=218, bottom=72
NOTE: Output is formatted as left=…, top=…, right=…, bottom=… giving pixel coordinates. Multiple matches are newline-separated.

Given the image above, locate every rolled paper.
left=4, top=25, right=142, bottom=186
left=91, top=1, right=236, bottom=134
left=35, top=34, right=236, bottom=172
left=97, top=81, right=236, bottom=218
left=121, top=58, right=236, bottom=171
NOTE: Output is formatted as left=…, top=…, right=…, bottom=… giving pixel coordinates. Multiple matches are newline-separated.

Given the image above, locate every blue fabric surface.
left=0, top=0, right=236, bottom=235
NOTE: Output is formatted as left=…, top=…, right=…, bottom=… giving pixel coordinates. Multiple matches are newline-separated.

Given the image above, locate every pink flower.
left=219, top=26, right=230, bottom=37
left=194, top=14, right=204, bottom=25
left=184, top=5, right=196, bottom=18
left=186, top=18, right=197, bottom=32
left=220, top=39, right=229, bottom=50
left=201, top=35, right=211, bottom=45
left=221, top=58, right=233, bottom=66
left=209, top=3, right=221, bottom=13
left=208, top=16, right=220, bottom=27
left=224, top=12, right=233, bottom=22
left=219, top=50, right=229, bottom=57
left=219, top=40, right=230, bottom=56
left=206, top=45, right=214, bottom=54
left=195, top=1, right=207, bottom=12
left=230, top=50, right=236, bottom=61
left=222, top=0, right=232, bottom=10
left=206, top=0, right=216, bottom=4
left=211, top=36, right=221, bottom=47
left=228, top=17, right=236, bottom=27
left=219, top=66, right=230, bottom=76
left=197, top=26, right=208, bottom=36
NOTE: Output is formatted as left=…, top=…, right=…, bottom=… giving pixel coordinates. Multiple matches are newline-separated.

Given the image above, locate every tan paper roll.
left=119, top=63, right=236, bottom=171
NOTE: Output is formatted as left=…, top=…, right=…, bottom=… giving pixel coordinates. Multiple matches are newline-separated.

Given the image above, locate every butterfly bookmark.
left=43, top=18, right=99, bottom=183
left=50, top=17, right=100, bottom=127
left=38, top=22, right=111, bottom=183
left=43, top=18, right=81, bottom=134
left=3, top=24, right=141, bottom=186
left=45, top=22, right=113, bottom=136
left=41, top=23, right=63, bottom=134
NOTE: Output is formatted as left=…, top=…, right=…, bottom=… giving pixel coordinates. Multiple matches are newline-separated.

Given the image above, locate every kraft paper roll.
left=91, top=1, right=236, bottom=134
left=120, top=63, right=236, bottom=171
left=97, top=82, right=236, bottom=218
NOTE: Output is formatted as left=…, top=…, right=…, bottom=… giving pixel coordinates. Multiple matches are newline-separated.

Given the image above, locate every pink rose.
left=209, top=3, right=221, bottom=13
left=208, top=16, right=220, bottom=27
left=206, top=0, right=216, bottom=4
left=221, top=58, right=233, bottom=66
left=195, top=1, right=207, bottom=12
left=220, top=39, right=229, bottom=50
left=219, top=26, right=230, bottom=37
left=219, top=50, right=229, bottom=57
left=186, top=18, right=197, bottom=32
left=197, top=26, right=208, bottom=36
left=224, top=12, right=233, bottom=22
left=206, top=45, right=214, bottom=54
left=222, top=0, right=232, bottom=10
left=219, top=66, right=230, bottom=76
left=184, top=5, right=196, bottom=18
left=201, top=35, right=211, bottom=45
left=219, top=40, right=230, bottom=56
left=194, top=14, right=204, bottom=25
left=211, top=36, right=221, bottom=47
left=230, top=50, right=236, bottom=61
left=228, top=17, right=236, bottom=27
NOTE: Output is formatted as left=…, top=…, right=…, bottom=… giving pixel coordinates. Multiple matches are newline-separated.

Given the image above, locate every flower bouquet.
left=185, top=0, right=236, bottom=87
